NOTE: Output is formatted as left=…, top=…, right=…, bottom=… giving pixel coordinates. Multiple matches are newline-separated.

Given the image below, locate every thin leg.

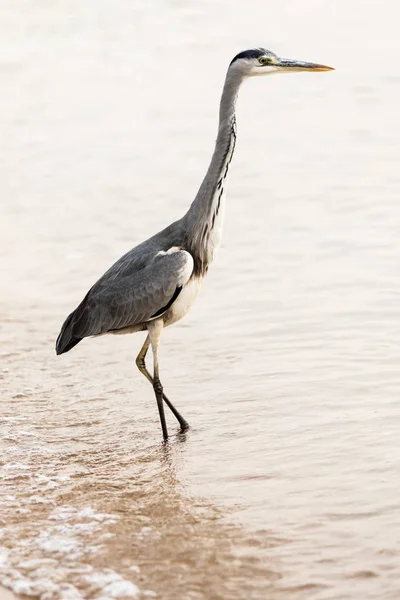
left=136, top=335, right=189, bottom=431
left=147, top=321, right=168, bottom=439
left=154, top=375, right=168, bottom=441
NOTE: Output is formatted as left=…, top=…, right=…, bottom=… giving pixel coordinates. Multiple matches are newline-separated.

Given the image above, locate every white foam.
left=15, top=508, right=31, bottom=515
left=83, top=570, right=140, bottom=598
left=2, top=462, right=32, bottom=471
left=0, top=548, right=9, bottom=568
left=18, top=430, right=36, bottom=437
left=59, top=584, right=84, bottom=599
left=72, top=522, right=102, bottom=534
left=26, top=495, right=55, bottom=505
left=76, top=506, right=118, bottom=523
left=49, top=506, right=77, bottom=521
left=19, top=558, right=58, bottom=570
left=36, top=532, right=83, bottom=557
left=0, top=497, right=141, bottom=599
left=128, top=565, right=141, bottom=573
left=34, top=474, right=59, bottom=489
left=1, top=567, right=59, bottom=596
left=98, top=532, right=114, bottom=541
left=13, top=577, right=58, bottom=596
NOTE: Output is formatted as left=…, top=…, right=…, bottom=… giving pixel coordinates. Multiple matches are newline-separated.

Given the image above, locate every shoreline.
left=0, top=587, right=20, bottom=600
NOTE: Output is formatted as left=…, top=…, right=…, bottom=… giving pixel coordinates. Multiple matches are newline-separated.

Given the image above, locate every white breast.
left=164, top=277, right=202, bottom=327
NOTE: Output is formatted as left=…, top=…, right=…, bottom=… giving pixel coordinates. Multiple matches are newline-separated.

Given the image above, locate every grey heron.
left=56, top=48, right=333, bottom=439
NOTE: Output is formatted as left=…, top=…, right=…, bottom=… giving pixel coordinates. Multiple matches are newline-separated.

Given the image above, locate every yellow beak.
left=276, top=58, right=334, bottom=72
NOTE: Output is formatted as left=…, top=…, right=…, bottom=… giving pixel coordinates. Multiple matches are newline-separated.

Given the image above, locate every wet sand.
left=2, top=0, right=400, bottom=598
left=0, top=588, right=20, bottom=600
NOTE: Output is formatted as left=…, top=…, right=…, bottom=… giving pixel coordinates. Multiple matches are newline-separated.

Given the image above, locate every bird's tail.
left=55, top=309, right=83, bottom=355
left=56, top=289, right=95, bottom=355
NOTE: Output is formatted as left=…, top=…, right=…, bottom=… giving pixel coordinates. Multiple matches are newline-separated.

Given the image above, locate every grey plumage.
left=56, top=221, right=188, bottom=353
left=56, top=48, right=333, bottom=439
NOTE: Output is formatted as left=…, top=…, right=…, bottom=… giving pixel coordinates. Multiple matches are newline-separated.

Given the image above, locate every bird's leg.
left=135, top=335, right=152, bottom=382
left=145, top=321, right=168, bottom=439
left=136, top=335, right=189, bottom=431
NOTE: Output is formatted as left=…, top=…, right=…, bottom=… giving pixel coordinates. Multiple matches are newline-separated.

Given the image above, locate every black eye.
left=258, top=56, right=269, bottom=65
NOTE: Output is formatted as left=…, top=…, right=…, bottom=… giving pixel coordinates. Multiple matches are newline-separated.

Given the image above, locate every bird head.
left=229, top=48, right=333, bottom=77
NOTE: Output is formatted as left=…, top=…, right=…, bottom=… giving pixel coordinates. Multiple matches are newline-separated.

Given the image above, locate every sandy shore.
left=0, top=588, right=20, bottom=600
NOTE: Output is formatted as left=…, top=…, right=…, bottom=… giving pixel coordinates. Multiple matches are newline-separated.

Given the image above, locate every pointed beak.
left=275, top=58, right=334, bottom=72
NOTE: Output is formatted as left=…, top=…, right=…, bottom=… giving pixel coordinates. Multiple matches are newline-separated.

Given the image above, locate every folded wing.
left=56, top=248, right=193, bottom=354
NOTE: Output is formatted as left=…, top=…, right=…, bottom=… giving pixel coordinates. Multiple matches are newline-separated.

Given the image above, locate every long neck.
left=183, top=68, right=244, bottom=276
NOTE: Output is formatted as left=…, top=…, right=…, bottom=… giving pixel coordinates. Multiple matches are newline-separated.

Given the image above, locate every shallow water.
left=1, top=0, right=400, bottom=598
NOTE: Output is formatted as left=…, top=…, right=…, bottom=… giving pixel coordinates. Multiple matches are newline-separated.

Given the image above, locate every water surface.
left=1, top=0, right=400, bottom=598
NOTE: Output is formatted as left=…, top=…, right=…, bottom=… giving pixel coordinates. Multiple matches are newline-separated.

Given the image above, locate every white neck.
left=183, top=68, right=245, bottom=276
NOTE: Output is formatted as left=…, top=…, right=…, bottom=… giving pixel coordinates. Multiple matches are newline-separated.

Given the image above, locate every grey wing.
left=56, top=249, right=193, bottom=352
left=95, top=219, right=185, bottom=284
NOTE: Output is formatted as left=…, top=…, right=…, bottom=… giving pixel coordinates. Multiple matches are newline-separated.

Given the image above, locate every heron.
left=56, top=48, right=333, bottom=439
